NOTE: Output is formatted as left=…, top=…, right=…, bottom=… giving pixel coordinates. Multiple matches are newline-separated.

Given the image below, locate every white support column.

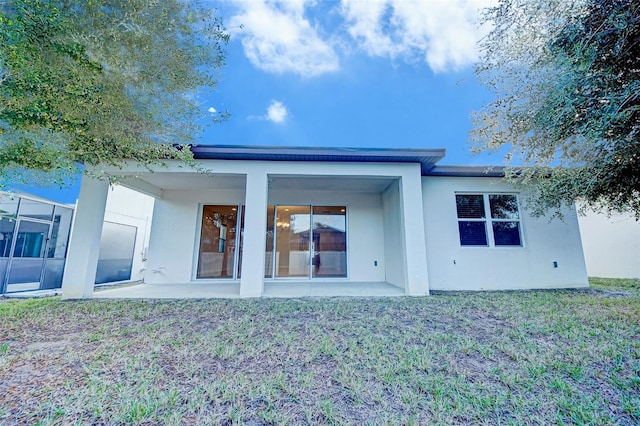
left=239, top=169, right=268, bottom=297
left=399, top=168, right=430, bottom=296
left=61, top=174, right=109, bottom=299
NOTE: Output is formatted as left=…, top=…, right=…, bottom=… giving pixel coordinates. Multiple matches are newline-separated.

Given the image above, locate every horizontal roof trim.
left=0, top=190, right=75, bottom=208
left=190, top=145, right=446, bottom=175
left=425, top=165, right=506, bottom=177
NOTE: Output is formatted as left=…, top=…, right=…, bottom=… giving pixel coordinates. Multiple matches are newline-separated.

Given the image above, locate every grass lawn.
left=1, top=278, right=639, bottom=425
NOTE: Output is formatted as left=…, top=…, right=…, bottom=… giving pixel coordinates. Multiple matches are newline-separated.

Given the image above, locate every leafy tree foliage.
left=473, top=0, right=639, bottom=217
left=0, top=0, right=228, bottom=184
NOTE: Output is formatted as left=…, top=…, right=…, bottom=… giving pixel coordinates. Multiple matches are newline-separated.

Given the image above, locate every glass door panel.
left=0, top=216, right=16, bottom=259
left=312, top=206, right=347, bottom=278
left=236, top=206, right=245, bottom=278
left=275, top=205, right=311, bottom=278
left=264, top=205, right=275, bottom=278
left=197, top=205, right=238, bottom=279
left=6, top=219, right=50, bottom=292
left=43, top=206, right=74, bottom=290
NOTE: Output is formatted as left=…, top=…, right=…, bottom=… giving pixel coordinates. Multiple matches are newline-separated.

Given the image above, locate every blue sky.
left=18, top=0, right=503, bottom=203
left=204, top=0, right=499, bottom=165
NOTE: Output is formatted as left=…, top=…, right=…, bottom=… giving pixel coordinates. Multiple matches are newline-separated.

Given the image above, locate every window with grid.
left=456, top=194, right=522, bottom=247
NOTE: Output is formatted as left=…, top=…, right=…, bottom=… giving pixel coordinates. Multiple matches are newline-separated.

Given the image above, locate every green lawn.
left=1, top=278, right=639, bottom=425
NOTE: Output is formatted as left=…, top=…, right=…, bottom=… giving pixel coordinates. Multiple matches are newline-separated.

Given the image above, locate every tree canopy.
left=473, top=0, right=639, bottom=218
left=0, top=0, right=228, bottom=184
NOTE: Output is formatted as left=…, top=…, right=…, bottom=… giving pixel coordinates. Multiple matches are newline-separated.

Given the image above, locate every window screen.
left=456, top=194, right=522, bottom=247
left=456, top=195, right=488, bottom=246
left=456, top=194, right=485, bottom=218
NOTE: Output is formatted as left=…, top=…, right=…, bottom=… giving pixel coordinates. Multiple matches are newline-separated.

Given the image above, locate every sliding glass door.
left=5, top=219, right=51, bottom=292
left=268, top=205, right=347, bottom=279
left=274, top=205, right=311, bottom=278
left=311, top=206, right=347, bottom=278
left=196, top=204, right=347, bottom=281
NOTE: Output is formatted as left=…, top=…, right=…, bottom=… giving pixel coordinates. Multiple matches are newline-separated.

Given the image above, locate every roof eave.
left=190, top=144, right=446, bottom=174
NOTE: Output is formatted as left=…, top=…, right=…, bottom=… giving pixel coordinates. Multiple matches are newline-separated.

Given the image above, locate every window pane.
left=48, top=206, right=73, bottom=258
left=456, top=195, right=485, bottom=219
left=493, top=221, right=522, bottom=246
left=6, top=258, right=45, bottom=289
left=42, top=258, right=65, bottom=289
left=13, top=221, right=49, bottom=258
left=0, top=259, right=8, bottom=288
left=0, top=193, right=18, bottom=257
left=0, top=218, right=15, bottom=258
left=18, top=199, right=54, bottom=221
left=489, top=194, right=520, bottom=219
left=0, top=194, right=19, bottom=218
left=458, top=221, right=488, bottom=246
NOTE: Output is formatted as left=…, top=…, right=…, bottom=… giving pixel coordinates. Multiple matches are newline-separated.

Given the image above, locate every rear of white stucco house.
left=61, top=146, right=589, bottom=299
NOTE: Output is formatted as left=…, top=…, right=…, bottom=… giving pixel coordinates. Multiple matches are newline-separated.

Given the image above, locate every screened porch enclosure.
left=0, top=193, right=73, bottom=294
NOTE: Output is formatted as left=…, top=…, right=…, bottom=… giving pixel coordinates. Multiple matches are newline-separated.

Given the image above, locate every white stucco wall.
left=103, top=185, right=154, bottom=282
left=578, top=209, right=640, bottom=278
left=382, top=180, right=405, bottom=288
left=422, top=176, right=589, bottom=291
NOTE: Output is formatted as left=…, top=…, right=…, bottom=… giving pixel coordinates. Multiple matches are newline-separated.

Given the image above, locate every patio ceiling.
left=121, top=173, right=246, bottom=191
left=268, top=175, right=396, bottom=192
left=120, top=173, right=396, bottom=195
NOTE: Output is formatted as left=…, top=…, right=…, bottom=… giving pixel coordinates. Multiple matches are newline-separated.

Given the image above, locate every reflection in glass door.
left=236, top=207, right=245, bottom=278
left=197, top=205, right=240, bottom=279
left=270, top=205, right=347, bottom=279
left=275, top=206, right=311, bottom=277
left=6, top=219, right=50, bottom=292
left=312, top=206, right=347, bottom=278
left=264, top=205, right=275, bottom=278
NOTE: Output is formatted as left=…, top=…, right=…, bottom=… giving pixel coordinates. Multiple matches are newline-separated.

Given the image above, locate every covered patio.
left=61, top=146, right=442, bottom=299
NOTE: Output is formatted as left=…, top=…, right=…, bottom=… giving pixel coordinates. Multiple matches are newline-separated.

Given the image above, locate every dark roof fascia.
left=425, top=165, right=506, bottom=178
left=190, top=145, right=446, bottom=175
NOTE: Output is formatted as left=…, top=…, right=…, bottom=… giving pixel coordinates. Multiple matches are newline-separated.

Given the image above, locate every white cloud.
left=266, top=100, right=288, bottom=123
left=339, top=0, right=497, bottom=73
left=208, top=107, right=217, bottom=113
left=229, top=0, right=339, bottom=77
left=228, top=0, right=496, bottom=75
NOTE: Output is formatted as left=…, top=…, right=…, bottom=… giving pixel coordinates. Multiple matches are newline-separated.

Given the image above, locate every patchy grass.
left=0, top=278, right=639, bottom=425
left=590, top=277, right=640, bottom=291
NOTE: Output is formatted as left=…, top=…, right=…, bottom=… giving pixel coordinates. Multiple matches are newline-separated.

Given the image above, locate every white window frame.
left=455, top=193, right=524, bottom=248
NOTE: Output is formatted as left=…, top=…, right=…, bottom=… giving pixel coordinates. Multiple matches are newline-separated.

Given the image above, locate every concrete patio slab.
left=93, top=282, right=240, bottom=299
left=263, top=281, right=404, bottom=297
left=4, top=289, right=62, bottom=298
left=91, top=281, right=404, bottom=299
